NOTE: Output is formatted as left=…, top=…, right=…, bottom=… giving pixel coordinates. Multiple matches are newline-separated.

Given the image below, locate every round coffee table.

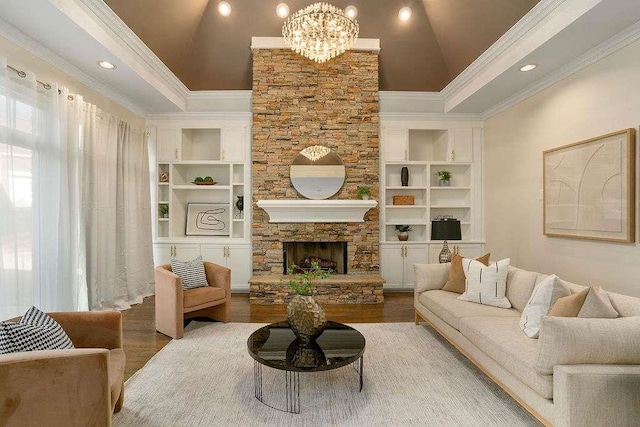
left=247, top=321, right=365, bottom=413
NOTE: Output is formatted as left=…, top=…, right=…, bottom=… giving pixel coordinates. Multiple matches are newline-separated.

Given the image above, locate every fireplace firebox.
left=283, top=242, right=348, bottom=275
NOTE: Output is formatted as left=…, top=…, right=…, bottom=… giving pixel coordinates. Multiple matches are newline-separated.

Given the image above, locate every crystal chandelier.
left=282, top=2, right=359, bottom=63
left=300, top=145, right=331, bottom=161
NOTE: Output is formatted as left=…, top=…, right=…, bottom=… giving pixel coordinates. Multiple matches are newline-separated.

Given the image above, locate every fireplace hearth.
left=283, top=242, right=348, bottom=275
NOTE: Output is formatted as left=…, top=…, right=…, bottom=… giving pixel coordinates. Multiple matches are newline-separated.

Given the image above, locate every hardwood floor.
left=121, top=292, right=414, bottom=380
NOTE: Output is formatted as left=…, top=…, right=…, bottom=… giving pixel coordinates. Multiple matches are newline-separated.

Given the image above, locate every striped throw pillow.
left=457, top=258, right=512, bottom=308
left=171, top=255, right=209, bottom=290
left=0, top=306, right=74, bottom=354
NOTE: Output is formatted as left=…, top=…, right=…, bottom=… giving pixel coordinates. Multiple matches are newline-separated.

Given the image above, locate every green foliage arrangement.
left=395, top=225, right=413, bottom=233
left=193, top=176, right=214, bottom=183
left=286, top=261, right=332, bottom=296
left=437, top=170, right=452, bottom=181
left=159, top=204, right=169, bottom=216
left=357, top=186, right=371, bottom=199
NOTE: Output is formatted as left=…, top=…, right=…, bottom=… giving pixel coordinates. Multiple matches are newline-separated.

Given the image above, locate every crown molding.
left=61, top=0, right=189, bottom=110
left=187, top=90, right=252, bottom=100
left=146, top=111, right=252, bottom=121
left=481, top=19, right=640, bottom=120
left=440, top=0, right=566, bottom=100
left=0, top=17, right=147, bottom=116
left=251, top=37, right=380, bottom=53
left=379, top=91, right=443, bottom=101
left=379, top=112, right=483, bottom=122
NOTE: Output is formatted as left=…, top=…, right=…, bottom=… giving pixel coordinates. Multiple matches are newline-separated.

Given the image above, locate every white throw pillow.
left=457, top=258, right=511, bottom=308
left=519, top=275, right=571, bottom=338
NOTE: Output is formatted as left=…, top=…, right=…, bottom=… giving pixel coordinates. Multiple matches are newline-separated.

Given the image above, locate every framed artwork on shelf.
left=543, top=128, right=635, bottom=243
left=185, top=203, right=230, bottom=236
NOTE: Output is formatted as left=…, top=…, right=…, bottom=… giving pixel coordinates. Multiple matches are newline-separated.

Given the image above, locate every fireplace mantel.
left=257, top=200, right=377, bottom=223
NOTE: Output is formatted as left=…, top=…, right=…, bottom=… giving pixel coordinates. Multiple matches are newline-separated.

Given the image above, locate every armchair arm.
left=204, top=261, right=231, bottom=295
left=155, top=265, right=184, bottom=338
left=49, top=311, right=122, bottom=349
left=553, top=364, right=640, bottom=427
left=0, top=349, right=111, bottom=426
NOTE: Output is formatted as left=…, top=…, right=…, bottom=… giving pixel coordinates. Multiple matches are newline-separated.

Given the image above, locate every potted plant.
left=437, top=170, right=452, bottom=186
left=285, top=261, right=332, bottom=344
left=159, top=204, right=169, bottom=218
left=395, top=225, right=413, bottom=241
left=357, top=186, right=371, bottom=200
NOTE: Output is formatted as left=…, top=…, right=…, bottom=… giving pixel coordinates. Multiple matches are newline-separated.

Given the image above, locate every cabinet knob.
left=451, top=150, right=456, bottom=161
left=174, top=149, right=179, bottom=160
left=404, top=149, right=408, bottom=161
left=221, top=149, right=226, bottom=161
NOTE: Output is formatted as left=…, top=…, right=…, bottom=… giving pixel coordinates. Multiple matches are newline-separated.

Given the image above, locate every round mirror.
left=290, top=146, right=346, bottom=200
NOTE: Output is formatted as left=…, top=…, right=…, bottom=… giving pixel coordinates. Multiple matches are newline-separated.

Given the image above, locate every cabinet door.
left=379, top=245, right=405, bottom=289
left=382, top=127, right=408, bottom=161
left=157, top=128, right=180, bottom=162
left=221, top=126, right=246, bottom=162
left=404, top=245, right=428, bottom=288
left=201, top=244, right=227, bottom=266
left=449, top=129, right=473, bottom=163
left=152, top=244, right=172, bottom=267
left=227, top=245, right=252, bottom=290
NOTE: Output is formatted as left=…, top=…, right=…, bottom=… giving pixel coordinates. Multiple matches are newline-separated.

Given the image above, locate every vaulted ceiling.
left=103, top=0, right=539, bottom=91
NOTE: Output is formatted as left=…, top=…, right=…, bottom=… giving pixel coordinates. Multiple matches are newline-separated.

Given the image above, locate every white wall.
left=484, top=39, right=640, bottom=298
left=0, top=35, right=145, bottom=128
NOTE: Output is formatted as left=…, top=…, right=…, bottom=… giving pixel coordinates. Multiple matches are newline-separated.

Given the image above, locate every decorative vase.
left=235, top=195, right=244, bottom=218
left=398, top=231, right=409, bottom=241
left=286, top=295, right=327, bottom=345
left=401, top=167, right=409, bottom=187
left=439, top=179, right=450, bottom=187
left=362, top=194, right=369, bottom=200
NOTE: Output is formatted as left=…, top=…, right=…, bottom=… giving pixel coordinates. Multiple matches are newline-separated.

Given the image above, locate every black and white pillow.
left=0, top=306, right=74, bottom=354
left=171, top=255, right=209, bottom=290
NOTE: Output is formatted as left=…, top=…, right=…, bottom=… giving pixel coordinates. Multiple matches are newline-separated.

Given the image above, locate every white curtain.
left=0, top=57, right=154, bottom=319
left=84, top=109, right=154, bottom=310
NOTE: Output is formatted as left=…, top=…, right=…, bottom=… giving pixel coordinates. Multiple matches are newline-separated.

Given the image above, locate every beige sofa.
left=0, top=311, right=125, bottom=426
left=414, top=263, right=640, bottom=427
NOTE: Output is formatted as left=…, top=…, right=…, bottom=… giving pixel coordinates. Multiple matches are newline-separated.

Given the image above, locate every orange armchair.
left=155, top=261, right=231, bottom=339
left=0, top=311, right=125, bottom=426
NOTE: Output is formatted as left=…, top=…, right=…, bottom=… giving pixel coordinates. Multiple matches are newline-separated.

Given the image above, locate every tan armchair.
left=0, top=311, right=125, bottom=426
left=155, top=261, right=231, bottom=339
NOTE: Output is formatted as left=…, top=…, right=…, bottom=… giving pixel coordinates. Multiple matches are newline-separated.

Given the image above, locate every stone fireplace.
left=249, top=45, right=383, bottom=304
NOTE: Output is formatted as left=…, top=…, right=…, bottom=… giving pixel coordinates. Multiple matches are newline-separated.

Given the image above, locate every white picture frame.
left=185, top=203, right=230, bottom=236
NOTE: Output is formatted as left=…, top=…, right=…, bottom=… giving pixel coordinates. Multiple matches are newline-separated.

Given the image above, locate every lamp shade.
left=431, top=219, right=461, bottom=241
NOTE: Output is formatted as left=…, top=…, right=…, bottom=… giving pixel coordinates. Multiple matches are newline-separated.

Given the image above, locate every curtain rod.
left=7, top=64, right=75, bottom=100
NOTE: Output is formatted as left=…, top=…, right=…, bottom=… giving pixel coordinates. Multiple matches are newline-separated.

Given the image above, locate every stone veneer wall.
left=252, top=49, right=379, bottom=275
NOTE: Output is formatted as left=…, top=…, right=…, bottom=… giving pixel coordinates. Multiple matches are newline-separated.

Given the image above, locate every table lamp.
left=431, top=218, right=462, bottom=263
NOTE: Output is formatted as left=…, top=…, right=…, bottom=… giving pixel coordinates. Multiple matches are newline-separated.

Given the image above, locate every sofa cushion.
left=419, top=290, right=519, bottom=331
left=535, top=316, right=640, bottom=375
left=506, top=267, right=541, bottom=313
left=459, top=316, right=553, bottom=399
left=414, top=262, right=450, bottom=293
left=520, top=275, right=571, bottom=338
left=608, top=292, right=640, bottom=317
left=183, top=286, right=226, bottom=308
left=109, top=348, right=125, bottom=410
left=442, top=252, right=490, bottom=294
left=549, top=288, right=589, bottom=317
left=578, top=286, right=618, bottom=318
left=458, top=258, right=511, bottom=308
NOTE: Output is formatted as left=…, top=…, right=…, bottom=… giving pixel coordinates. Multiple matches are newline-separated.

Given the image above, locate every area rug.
left=114, top=322, right=540, bottom=426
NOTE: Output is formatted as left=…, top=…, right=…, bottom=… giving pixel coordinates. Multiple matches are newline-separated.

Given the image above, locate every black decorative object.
left=431, top=217, right=462, bottom=263
left=401, top=166, right=409, bottom=187
left=235, top=195, right=244, bottom=219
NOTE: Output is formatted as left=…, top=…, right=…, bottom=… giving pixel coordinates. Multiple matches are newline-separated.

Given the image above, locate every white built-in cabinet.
left=379, top=119, right=485, bottom=290
left=147, top=117, right=252, bottom=291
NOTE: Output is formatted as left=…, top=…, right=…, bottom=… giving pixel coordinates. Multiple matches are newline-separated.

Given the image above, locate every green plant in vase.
left=158, top=204, right=169, bottom=218
left=357, top=186, right=371, bottom=200
left=437, top=170, right=451, bottom=186
left=285, top=261, right=332, bottom=344
left=395, top=224, right=413, bottom=241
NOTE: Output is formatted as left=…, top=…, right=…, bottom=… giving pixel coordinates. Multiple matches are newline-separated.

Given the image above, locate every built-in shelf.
left=257, top=199, right=378, bottom=223
left=172, top=185, right=231, bottom=190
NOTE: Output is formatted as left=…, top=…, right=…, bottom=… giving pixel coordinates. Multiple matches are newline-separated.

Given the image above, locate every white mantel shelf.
left=257, top=200, right=378, bottom=223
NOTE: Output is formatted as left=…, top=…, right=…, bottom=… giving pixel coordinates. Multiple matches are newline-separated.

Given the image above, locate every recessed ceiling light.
left=398, top=7, right=412, bottom=21
left=97, top=60, right=116, bottom=70
left=519, top=64, right=537, bottom=72
left=218, top=1, right=231, bottom=17
left=345, top=5, right=357, bottom=20
left=276, top=3, right=289, bottom=18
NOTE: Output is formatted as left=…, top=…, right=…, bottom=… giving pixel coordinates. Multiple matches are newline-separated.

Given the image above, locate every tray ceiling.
left=103, top=0, right=539, bottom=91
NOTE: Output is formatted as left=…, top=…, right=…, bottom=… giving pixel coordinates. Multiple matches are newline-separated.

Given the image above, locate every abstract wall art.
left=543, top=128, right=635, bottom=242
left=186, top=203, right=230, bottom=236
